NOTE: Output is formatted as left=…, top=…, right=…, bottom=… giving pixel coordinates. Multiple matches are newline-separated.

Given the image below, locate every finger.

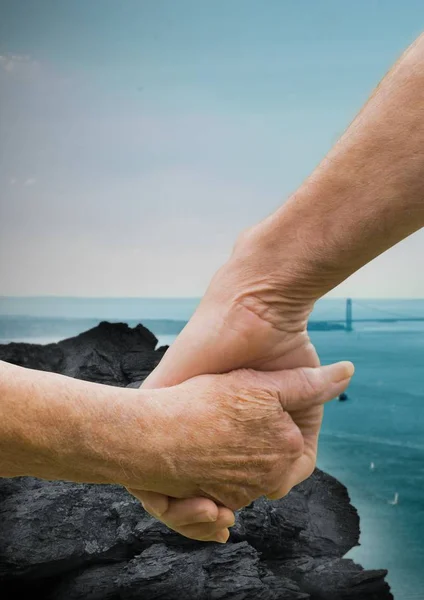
left=128, top=489, right=170, bottom=517
left=270, top=361, right=355, bottom=412
left=177, top=524, right=231, bottom=543
left=214, top=506, right=236, bottom=529
left=176, top=507, right=235, bottom=538
left=129, top=488, right=236, bottom=530
left=156, top=510, right=233, bottom=543
left=133, top=494, right=234, bottom=542
left=150, top=497, right=221, bottom=527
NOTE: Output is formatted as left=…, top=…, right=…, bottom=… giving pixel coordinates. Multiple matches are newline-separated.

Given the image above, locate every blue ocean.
left=1, top=296, right=423, bottom=599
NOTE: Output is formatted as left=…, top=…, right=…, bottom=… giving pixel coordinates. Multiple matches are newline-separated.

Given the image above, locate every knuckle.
left=280, top=425, right=304, bottom=459
left=230, top=489, right=256, bottom=511
left=208, top=483, right=254, bottom=512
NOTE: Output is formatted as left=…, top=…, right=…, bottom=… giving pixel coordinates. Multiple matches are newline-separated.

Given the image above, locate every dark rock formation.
left=0, top=323, right=393, bottom=599
left=0, top=321, right=166, bottom=386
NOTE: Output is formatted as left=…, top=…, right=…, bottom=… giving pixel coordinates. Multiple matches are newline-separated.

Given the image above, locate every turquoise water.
left=1, top=297, right=424, bottom=599
left=311, top=327, right=424, bottom=600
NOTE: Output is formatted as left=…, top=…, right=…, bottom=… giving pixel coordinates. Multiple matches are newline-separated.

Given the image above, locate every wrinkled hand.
left=129, top=362, right=352, bottom=542
left=135, top=234, right=328, bottom=540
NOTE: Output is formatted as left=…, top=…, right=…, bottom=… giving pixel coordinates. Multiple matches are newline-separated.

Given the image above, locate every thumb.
left=268, top=361, right=355, bottom=412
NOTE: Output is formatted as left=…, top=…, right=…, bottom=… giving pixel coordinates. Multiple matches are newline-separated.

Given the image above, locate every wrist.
left=231, top=183, right=347, bottom=302
left=0, top=363, right=166, bottom=488
left=221, top=217, right=318, bottom=330
left=57, top=387, right=169, bottom=489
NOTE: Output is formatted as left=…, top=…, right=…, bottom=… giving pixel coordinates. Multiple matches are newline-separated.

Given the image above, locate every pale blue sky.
left=1, top=1, right=423, bottom=297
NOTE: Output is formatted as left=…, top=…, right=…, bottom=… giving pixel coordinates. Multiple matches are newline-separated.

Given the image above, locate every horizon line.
left=1, top=295, right=424, bottom=301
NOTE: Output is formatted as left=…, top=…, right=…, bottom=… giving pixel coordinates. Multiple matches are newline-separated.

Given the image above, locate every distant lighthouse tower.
left=346, top=298, right=353, bottom=332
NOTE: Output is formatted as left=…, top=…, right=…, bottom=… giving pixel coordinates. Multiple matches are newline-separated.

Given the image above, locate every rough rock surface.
left=0, top=321, right=166, bottom=386
left=0, top=322, right=393, bottom=599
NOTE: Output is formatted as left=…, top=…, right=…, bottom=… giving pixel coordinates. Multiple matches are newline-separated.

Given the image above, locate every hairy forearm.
left=237, top=34, right=424, bottom=303
left=0, top=361, right=159, bottom=484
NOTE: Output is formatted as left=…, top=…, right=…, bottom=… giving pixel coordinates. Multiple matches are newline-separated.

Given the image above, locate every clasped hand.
left=129, top=235, right=353, bottom=543
left=129, top=362, right=352, bottom=543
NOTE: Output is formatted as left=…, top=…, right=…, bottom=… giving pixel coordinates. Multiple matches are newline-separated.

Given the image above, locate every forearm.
left=0, top=361, right=159, bottom=484
left=235, top=34, right=424, bottom=304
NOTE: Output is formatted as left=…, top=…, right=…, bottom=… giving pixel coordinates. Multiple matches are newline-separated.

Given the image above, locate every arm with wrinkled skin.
left=0, top=359, right=353, bottom=542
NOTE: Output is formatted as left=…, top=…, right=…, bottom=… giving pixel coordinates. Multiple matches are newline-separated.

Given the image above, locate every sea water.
left=0, top=296, right=423, bottom=599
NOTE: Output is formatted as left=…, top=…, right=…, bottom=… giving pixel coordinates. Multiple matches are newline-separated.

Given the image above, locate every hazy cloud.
left=0, top=53, right=40, bottom=79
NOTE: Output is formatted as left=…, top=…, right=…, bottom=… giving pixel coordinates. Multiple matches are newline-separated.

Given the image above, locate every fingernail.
left=215, top=530, right=230, bottom=544
left=325, top=361, right=355, bottom=383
